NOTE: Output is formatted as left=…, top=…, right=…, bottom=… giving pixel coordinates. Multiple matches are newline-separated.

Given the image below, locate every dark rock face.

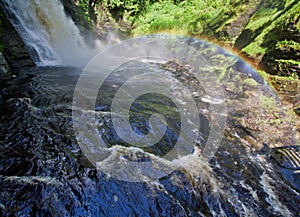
left=295, top=106, right=300, bottom=115
left=60, top=0, right=92, bottom=32
left=0, top=51, right=9, bottom=73
left=258, top=17, right=300, bottom=77
left=259, top=49, right=300, bottom=77
left=0, top=2, right=35, bottom=68
left=59, top=0, right=103, bottom=44
left=234, top=1, right=300, bottom=77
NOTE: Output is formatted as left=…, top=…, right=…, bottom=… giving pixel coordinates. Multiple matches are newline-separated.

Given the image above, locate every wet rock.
left=1, top=40, right=300, bottom=216
left=0, top=2, right=35, bottom=68
left=223, top=4, right=259, bottom=43
left=59, top=0, right=108, bottom=44
left=294, top=106, right=300, bottom=116
left=259, top=49, right=300, bottom=77
left=270, top=146, right=300, bottom=170
left=233, top=1, right=300, bottom=79
left=270, top=146, right=300, bottom=191
left=0, top=51, right=9, bottom=73
left=60, top=0, right=92, bottom=32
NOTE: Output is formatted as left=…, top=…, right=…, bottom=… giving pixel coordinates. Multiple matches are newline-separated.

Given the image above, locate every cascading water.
left=1, top=0, right=99, bottom=66
left=1, top=0, right=300, bottom=215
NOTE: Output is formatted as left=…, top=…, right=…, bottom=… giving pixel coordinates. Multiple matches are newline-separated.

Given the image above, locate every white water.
left=259, top=173, right=293, bottom=216
left=2, top=0, right=100, bottom=66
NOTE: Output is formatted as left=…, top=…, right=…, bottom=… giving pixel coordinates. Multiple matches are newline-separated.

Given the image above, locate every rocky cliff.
left=233, top=0, right=300, bottom=78
left=0, top=2, right=34, bottom=68
left=1, top=0, right=299, bottom=80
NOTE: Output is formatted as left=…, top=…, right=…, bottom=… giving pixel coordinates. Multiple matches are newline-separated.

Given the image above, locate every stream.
left=1, top=45, right=299, bottom=216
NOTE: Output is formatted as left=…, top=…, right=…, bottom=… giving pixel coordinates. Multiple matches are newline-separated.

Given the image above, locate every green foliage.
left=103, top=0, right=157, bottom=21
left=76, top=0, right=157, bottom=26
left=74, top=0, right=300, bottom=81
left=244, top=78, right=258, bottom=86
left=132, top=0, right=247, bottom=36
left=77, top=0, right=105, bottom=23
left=76, top=0, right=94, bottom=24
left=242, top=43, right=266, bottom=56
left=245, top=7, right=277, bottom=31
left=77, top=0, right=89, bottom=16
left=242, top=0, right=300, bottom=57
left=276, top=59, right=300, bottom=66
left=276, top=40, right=300, bottom=50
left=260, top=95, right=276, bottom=108
left=257, top=70, right=269, bottom=80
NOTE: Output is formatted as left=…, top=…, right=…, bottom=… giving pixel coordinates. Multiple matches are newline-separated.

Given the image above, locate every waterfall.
left=1, top=0, right=100, bottom=66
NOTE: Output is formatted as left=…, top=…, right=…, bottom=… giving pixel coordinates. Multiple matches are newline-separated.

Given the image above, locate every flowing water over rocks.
left=0, top=40, right=299, bottom=216
left=1, top=0, right=299, bottom=215
left=1, top=0, right=100, bottom=67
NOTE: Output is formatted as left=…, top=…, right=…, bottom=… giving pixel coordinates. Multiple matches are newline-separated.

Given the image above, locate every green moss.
left=257, top=70, right=269, bottom=79
left=270, top=119, right=282, bottom=125
left=244, top=78, right=258, bottom=86
left=245, top=8, right=278, bottom=31
left=260, top=95, right=276, bottom=108
left=276, top=40, right=300, bottom=50
left=132, top=0, right=246, bottom=36
left=242, top=43, right=266, bottom=56
left=270, top=73, right=299, bottom=82
left=276, top=59, right=300, bottom=66
left=244, top=1, right=300, bottom=57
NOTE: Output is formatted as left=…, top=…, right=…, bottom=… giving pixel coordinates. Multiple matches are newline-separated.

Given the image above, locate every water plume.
left=2, top=0, right=101, bottom=67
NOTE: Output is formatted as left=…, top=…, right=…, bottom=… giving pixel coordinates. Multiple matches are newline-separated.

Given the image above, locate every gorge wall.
left=0, top=0, right=299, bottom=79
left=0, top=1, right=34, bottom=69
